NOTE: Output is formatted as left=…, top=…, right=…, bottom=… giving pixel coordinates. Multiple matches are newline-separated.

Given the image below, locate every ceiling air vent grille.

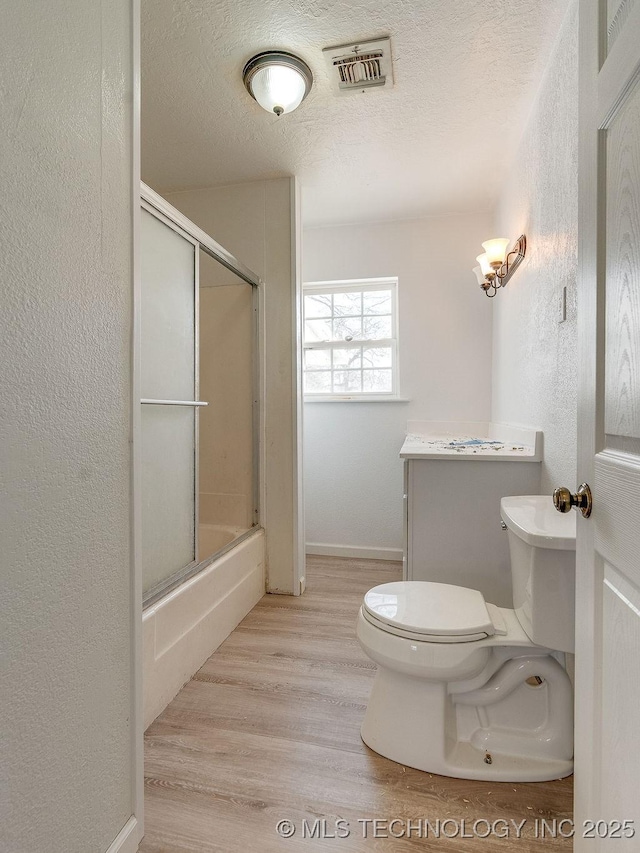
left=334, top=52, right=384, bottom=87
left=323, top=37, right=393, bottom=95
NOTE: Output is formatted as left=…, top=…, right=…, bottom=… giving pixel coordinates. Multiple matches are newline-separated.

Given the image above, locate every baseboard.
left=305, top=543, right=403, bottom=562
left=106, top=816, right=140, bottom=853
left=143, top=530, right=265, bottom=729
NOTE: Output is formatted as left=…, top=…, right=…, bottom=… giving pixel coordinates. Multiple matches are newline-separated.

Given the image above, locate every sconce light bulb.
left=472, top=265, right=486, bottom=286
left=476, top=253, right=494, bottom=278
left=482, top=238, right=510, bottom=269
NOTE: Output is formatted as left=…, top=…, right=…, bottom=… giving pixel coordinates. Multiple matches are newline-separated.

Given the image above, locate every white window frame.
left=302, top=277, right=400, bottom=402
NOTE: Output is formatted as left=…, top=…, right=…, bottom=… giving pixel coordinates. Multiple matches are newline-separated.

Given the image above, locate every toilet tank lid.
left=500, top=495, right=576, bottom=551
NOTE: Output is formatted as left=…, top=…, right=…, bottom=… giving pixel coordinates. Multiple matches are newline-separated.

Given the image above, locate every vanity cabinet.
left=401, top=423, right=542, bottom=607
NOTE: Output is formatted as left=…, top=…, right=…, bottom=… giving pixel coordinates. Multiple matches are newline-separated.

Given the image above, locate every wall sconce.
left=472, top=235, right=527, bottom=297
left=243, top=51, right=313, bottom=116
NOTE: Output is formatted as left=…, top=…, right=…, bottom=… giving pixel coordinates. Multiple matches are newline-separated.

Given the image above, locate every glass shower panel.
left=141, top=405, right=195, bottom=592
left=140, top=208, right=197, bottom=595
left=198, top=248, right=256, bottom=562
left=140, top=210, right=195, bottom=400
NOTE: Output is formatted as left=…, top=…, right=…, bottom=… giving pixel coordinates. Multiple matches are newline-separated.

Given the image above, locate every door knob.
left=553, top=483, right=592, bottom=518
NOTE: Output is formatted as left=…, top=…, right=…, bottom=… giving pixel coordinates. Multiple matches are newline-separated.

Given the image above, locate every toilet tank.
left=500, top=495, right=576, bottom=654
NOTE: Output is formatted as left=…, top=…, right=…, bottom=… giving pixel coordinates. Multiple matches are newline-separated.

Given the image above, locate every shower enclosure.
left=140, top=185, right=261, bottom=607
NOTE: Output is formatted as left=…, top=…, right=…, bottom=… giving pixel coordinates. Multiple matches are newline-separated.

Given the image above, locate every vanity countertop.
left=399, top=421, right=542, bottom=462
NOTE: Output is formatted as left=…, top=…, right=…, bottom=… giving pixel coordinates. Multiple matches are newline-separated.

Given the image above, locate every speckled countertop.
left=399, top=423, right=542, bottom=461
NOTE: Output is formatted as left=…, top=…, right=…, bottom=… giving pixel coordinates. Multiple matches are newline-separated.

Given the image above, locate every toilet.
left=357, top=495, right=576, bottom=782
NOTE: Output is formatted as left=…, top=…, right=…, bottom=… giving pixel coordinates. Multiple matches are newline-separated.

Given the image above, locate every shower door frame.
left=139, top=182, right=263, bottom=609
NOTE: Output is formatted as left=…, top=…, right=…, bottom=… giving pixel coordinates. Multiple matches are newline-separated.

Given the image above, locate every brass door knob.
left=553, top=483, right=592, bottom=518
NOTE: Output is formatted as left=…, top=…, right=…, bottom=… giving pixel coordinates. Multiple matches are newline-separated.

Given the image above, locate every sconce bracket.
left=496, top=234, right=526, bottom=284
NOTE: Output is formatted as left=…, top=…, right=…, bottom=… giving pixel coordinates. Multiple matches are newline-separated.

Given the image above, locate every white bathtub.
left=199, top=522, right=249, bottom=559
left=143, top=528, right=265, bottom=729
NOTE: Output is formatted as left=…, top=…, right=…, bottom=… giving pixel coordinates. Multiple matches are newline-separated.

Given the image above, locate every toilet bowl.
left=356, top=495, right=576, bottom=782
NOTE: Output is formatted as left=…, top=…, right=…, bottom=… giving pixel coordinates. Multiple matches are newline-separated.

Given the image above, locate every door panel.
left=595, top=453, right=640, bottom=578
left=606, top=0, right=637, bottom=53
left=600, top=566, right=640, bottom=845
left=605, top=79, right=640, bottom=443
left=578, top=0, right=640, bottom=847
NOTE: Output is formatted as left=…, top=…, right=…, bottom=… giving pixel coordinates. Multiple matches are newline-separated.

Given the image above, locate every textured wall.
left=165, top=180, right=303, bottom=593
left=491, top=0, right=578, bottom=492
left=1, top=2, right=135, bottom=852
left=303, top=213, right=494, bottom=552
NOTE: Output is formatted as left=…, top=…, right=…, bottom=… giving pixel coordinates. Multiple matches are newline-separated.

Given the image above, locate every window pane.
left=363, top=346, right=392, bottom=368
left=304, top=371, right=332, bottom=393
left=333, top=291, right=362, bottom=316
left=363, top=369, right=393, bottom=392
left=304, top=293, right=332, bottom=318
left=304, top=348, right=331, bottom=369
left=363, top=290, right=392, bottom=315
left=364, top=314, right=392, bottom=340
left=333, top=370, right=362, bottom=393
left=303, top=280, right=397, bottom=398
left=333, top=347, right=362, bottom=369
left=333, top=316, right=363, bottom=341
left=304, top=318, right=331, bottom=343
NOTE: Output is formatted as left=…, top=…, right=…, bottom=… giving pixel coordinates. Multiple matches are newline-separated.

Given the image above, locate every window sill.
left=303, top=396, right=411, bottom=404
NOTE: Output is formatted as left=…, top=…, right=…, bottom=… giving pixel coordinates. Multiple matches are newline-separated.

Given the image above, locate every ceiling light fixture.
left=242, top=51, right=313, bottom=117
left=472, top=235, right=527, bottom=297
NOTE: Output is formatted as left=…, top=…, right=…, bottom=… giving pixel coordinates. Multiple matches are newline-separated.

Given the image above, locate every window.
left=303, top=277, right=399, bottom=399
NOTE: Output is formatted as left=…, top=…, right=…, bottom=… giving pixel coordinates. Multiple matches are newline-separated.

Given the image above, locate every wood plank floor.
left=141, top=557, right=573, bottom=852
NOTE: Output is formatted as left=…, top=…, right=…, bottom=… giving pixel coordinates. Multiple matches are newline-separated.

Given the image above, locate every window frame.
left=302, top=277, right=400, bottom=402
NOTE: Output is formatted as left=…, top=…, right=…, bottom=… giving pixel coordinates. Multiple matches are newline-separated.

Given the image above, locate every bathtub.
left=198, top=522, right=250, bottom=559
left=143, top=527, right=265, bottom=728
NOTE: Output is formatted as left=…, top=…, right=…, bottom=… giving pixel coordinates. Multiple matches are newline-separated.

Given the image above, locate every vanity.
left=401, top=421, right=542, bottom=607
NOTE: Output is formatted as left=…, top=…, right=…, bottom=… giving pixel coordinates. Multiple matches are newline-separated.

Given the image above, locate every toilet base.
left=361, top=661, right=573, bottom=782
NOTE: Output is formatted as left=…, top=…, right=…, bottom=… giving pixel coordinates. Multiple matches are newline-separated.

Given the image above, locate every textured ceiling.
left=141, top=0, right=571, bottom=226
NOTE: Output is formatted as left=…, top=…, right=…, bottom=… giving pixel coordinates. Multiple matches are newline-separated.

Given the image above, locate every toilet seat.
left=362, top=581, right=498, bottom=643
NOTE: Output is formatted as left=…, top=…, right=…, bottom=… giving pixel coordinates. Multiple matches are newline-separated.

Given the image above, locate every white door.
left=574, top=0, right=640, bottom=847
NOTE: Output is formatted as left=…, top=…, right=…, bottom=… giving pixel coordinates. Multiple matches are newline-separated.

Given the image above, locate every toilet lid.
left=363, top=581, right=495, bottom=639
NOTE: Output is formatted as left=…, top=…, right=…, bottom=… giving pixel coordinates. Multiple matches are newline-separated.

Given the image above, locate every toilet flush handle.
left=553, top=483, right=593, bottom=518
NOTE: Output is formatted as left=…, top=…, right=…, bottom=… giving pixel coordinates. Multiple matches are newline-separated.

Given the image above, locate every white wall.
left=491, top=1, right=579, bottom=493
left=1, top=3, right=138, bottom=852
left=303, top=213, right=494, bottom=555
left=164, top=179, right=303, bottom=594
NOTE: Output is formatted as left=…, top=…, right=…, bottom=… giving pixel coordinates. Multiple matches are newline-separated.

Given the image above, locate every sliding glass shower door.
left=197, top=250, right=257, bottom=560
left=140, top=189, right=261, bottom=607
left=140, top=208, right=199, bottom=596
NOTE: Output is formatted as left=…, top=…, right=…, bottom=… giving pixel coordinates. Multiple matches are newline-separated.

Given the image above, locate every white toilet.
left=357, top=495, right=576, bottom=782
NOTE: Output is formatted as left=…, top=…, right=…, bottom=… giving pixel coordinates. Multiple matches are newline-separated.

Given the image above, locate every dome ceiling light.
left=242, top=51, right=313, bottom=117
